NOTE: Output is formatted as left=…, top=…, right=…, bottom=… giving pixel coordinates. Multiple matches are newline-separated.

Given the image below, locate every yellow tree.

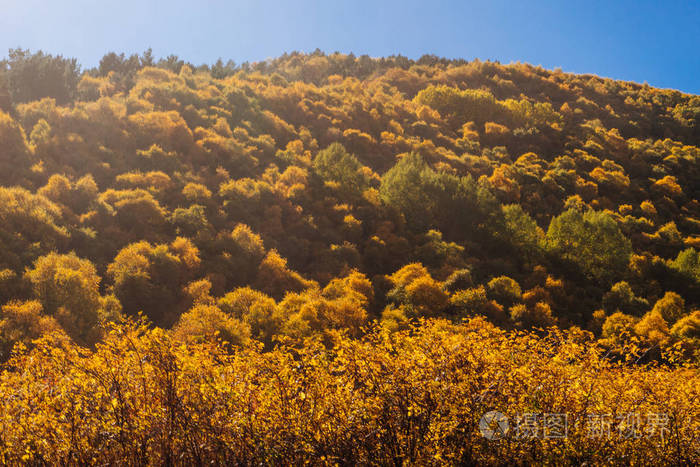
left=25, top=252, right=102, bottom=345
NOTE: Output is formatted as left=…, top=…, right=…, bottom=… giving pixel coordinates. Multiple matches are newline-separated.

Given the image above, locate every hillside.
left=0, top=50, right=699, bottom=463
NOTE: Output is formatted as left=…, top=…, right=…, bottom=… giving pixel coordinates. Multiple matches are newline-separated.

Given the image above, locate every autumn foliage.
left=0, top=49, right=699, bottom=464
left=0, top=318, right=697, bottom=465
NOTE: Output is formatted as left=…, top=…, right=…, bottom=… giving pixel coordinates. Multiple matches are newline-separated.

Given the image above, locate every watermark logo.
left=479, top=410, right=509, bottom=440
left=479, top=411, right=670, bottom=441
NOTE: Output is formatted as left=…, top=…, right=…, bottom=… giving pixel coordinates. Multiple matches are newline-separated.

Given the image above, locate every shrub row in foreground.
left=0, top=318, right=697, bottom=465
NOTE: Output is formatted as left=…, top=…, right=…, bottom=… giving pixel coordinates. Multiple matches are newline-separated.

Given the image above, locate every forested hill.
left=1, top=49, right=699, bottom=357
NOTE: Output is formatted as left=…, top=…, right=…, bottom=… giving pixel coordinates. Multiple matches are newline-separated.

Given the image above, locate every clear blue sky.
left=1, top=0, right=698, bottom=94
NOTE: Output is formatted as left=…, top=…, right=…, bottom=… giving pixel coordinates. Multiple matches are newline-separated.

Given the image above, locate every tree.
left=450, top=286, right=506, bottom=324
left=218, top=287, right=282, bottom=348
left=509, top=302, right=555, bottom=329
left=0, top=187, right=69, bottom=270
left=210, top=58, right=238, bottom=79
left=670, top=248, right=700, bottom=284
left=1, top=48, right=80, bottom=105
left=671, top=310, right=700, bottom=340
left=443, top=268, right=473, bottom=293
left=500, top=204, right=544, bottom=266
left=379, top=153, right=498, bottom=238
left=98, top=189, right=168, bottom=240
left=405, top=275, right=449, bottom=317
left=413, top=229, right=465, bottom=269
left=380, top=305, right=411, bottom=332
left=600, top=311, right=638, bottom=346
left=501, top=98, right=562, bottom=128
left=253, top=250, right=315, bottom=300
left=172, top=304, right=251, bottom=347
left=313, top=143, right=368, bottom=198
left=602, top=281, right=648, bottom=316
left=487, top=276, right=522, bottom=308
left=634, top=310, right=670, bottom=346
left=322, top=270, right=374, bottom=310
left=25, top=252, right=102, bottom=345
left=182, top=183, right=212, bottom=203
left=387, top=263, right=448, bottom=317
left=545, top=209, right=632, bottom=284
left=651, top=292, right=685, bottom=324
left=414, top=85, right=505, bottom=126
left=171, top=204, right=210, bottom=238
left=276, top=273, right=371, bottom=340
left=95, top=51, right=150, bottom=92
left=0, top=110, right=31, bottom=184
left=38, top=174, right=99, bottom=215
left=157, top=55, right=185, bottom=73
left=0, top=300, right=63, bottom=361
left=380, top=153, right=432, bottom=230
left=107, top=239, right=200, bottom=327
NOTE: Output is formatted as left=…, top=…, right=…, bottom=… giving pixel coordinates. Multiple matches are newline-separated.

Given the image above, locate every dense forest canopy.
left=0, top=48, right=698, bottom=464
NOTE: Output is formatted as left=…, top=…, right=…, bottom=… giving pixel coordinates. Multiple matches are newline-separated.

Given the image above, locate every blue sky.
left=1, top=0, right=698, bottom=94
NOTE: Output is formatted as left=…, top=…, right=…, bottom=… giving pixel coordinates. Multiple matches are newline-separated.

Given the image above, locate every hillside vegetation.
left=0, top=50, right=698, bottom=464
